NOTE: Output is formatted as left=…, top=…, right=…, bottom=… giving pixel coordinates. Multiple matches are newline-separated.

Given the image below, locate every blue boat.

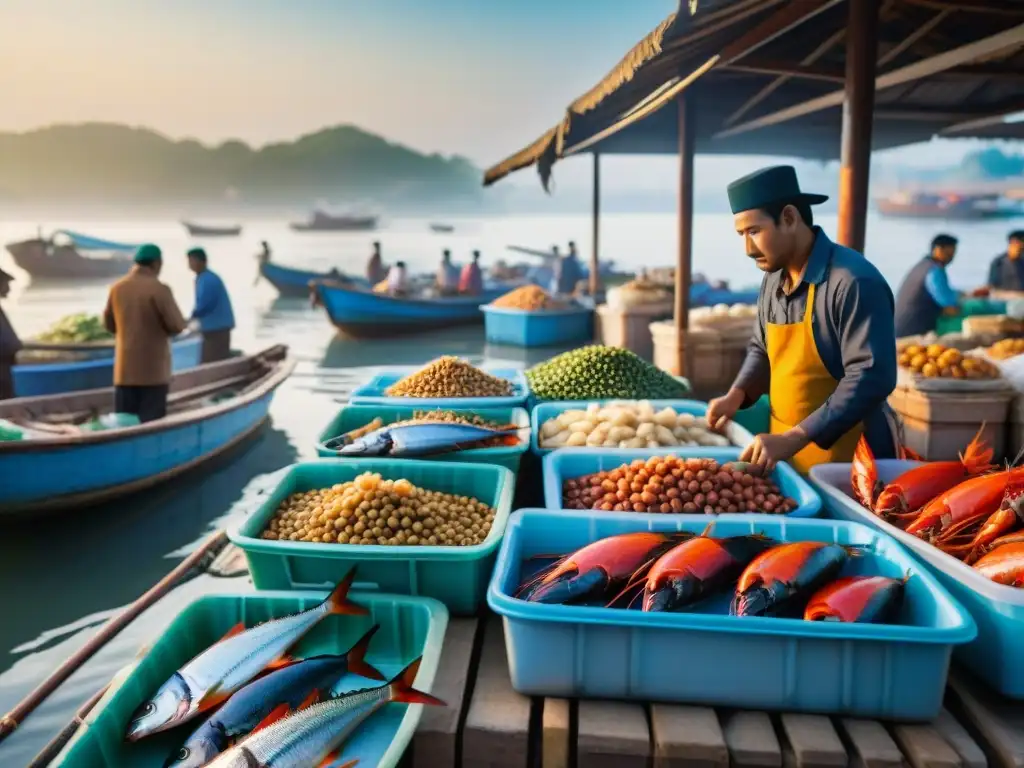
left=11, top=335, right=203, bottom=398
left=313, top=281, right=515, bottom=337
left=258, top=259, right=370, bottom=298
left=0, top=345, right=294, bottom=516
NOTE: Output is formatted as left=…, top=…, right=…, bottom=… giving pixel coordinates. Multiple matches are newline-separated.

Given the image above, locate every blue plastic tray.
left=349, top=366, right=529, bottom=409
left=531, top=400, right=754, bottom=456
left=316, top=404, right=530, bottom=473
left=228, top=459, right=516, bottom=615
left=542, top=447, right=822, bottom=517
left=53, top=590, right=448, bottom=768
left=811, top=460, right=1024, bottom=699
left=487, top=510, right=975, bottom=720
left=481, top=304, right=594, bottom=347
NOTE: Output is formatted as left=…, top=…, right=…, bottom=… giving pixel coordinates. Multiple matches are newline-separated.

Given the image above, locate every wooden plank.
left=780, top=714, right=848, bottom=768
left=723, top=711, right=783, bottom=768
left=542, top=698, right=571, bottom=768
left=577, top=700, right=650, bottom=768
left=413, top=618, right=480, bottom=768
left=651, top=704, right=729, bottom=768
left=948, top=673, right=1024, bottom=768
left=837, top=720, right=902, bottom=768
left=891, top=724, right=962, bottom=768
left=462, top=616, right=531, bottom=768
left=934, top=709, right=986, bottom=768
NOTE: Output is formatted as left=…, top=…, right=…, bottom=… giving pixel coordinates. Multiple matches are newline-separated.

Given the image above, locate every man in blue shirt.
left=988, top=230, right=1024, bottom=292
left=893, top=234, right=960, bottom=338
left=187, top=247, right=235, bottom=363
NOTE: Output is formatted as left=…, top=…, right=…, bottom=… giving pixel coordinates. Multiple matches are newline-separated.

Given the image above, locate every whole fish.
left=803, top=575, right=907, bottom=623
left=126, top=570, right=367, bottom=742
left=204, top=656, right=445, bottom=768
left=164, top=624, right=385, bottom=768
left=325, top=421, right=521, bottom=457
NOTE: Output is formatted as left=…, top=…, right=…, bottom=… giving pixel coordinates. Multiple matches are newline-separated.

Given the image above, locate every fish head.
left=163, top=722, right=228, bottom=768
left=125, top=673, right=193, bottom=742
left=642, top=585, right=676, bottom=613
left=336, top=430, right=392, bottom=456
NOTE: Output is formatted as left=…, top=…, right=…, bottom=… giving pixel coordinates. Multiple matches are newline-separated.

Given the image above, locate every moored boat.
left=313, top=280, right=513, bottom=337
left=430, top=222, right=455, bottom=233
left=258, top=259, right=371, bottom=298
left=182, top=221, right=243, bottom=237
left=0, top=345, right=294, bottom=516
left=4, top=238, right=133, bottom=280
left=877, top=192, right=1024, bottom=220
left=289, top=211, right=379, bottom=232
left=12, top=335, right=203, bottom=397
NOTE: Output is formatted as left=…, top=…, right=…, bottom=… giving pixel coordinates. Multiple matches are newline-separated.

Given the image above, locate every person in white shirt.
left=436, top=249, right=459, bottom=295
left=386, top=260, right=410, bottom=296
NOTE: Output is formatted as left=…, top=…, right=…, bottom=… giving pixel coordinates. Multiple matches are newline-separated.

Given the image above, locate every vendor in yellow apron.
left=767, top=281, right=863, bottom=474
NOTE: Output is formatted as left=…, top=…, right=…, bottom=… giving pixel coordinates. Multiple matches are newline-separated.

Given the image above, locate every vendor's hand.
left=707, top=387, right=745, bottom=432
left=942, top=306, right=960, bottom=317
left=186, top=319, right=201, bottom=332
left=739, top=430, right=809, bottom=471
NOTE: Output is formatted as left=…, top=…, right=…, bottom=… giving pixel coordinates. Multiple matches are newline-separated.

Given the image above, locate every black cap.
left=931, top=233, right=958, bottom=248
left=187, top=247, right=208, bottom=261
left=727, top=165, right=829, bottom=214
left=1009, top=230, right=1024, bottom=242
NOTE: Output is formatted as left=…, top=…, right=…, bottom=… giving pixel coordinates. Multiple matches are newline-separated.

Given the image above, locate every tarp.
left=54, top=230, right=141, bottom=253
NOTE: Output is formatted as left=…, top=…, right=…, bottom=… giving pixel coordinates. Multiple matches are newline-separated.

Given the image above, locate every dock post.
left=674, top=93, right=695, bottom=378
left=836, top=0, right=880, bottom=252
left=591, top=153, right=602, bottom=298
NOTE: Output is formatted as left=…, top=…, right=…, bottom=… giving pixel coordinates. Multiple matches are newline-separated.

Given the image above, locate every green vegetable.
left=33, top=313, right=113, bottom=344
left=526, top=345, right=691, bottom=401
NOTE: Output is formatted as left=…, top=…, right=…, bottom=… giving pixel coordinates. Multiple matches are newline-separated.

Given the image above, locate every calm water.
left=0, top=211, right=1019, bottom=764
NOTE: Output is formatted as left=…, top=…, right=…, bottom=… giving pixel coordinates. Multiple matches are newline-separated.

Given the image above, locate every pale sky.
left=0, top=0, right=1007, bottom=191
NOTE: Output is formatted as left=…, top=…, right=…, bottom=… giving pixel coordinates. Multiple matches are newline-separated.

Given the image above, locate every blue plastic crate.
left=350, top=366, right=529, bottom=409
left=53, top=590, right=448, bottom=768
left=531, top=400, right=754, bottom=456
left=481, top=304, right=594, bottom=347
left=316, top=404, right=530, bottom=472
left=542, top=447, right=821, bottom=517
left=487, top=510, right=975, bottom=720
left=811, top=460, right=1024, bottom=699
left=227, top=459, right=515, bottom=615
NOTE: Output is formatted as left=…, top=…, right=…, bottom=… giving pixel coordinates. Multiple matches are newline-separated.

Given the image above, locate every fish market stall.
left=481, top=286, right=593, bottom=348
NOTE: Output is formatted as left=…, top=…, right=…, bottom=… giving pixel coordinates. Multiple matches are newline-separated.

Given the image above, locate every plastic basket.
left=810, top=460, right=1024, bottom=699
left=53, top=590, right=448, bottom=768
left=530, top=399, right=754, bottom=456
left=228, top=459, right=515, bottom=615
left=316, top=404, right=530, bottom=472
left=542, top=447, right=821, bottom=517
left=487, top=510, right=974, bottom=720
left=349, top=366, right=529, bottom=409
left=481, top=305, right=594, bottom=347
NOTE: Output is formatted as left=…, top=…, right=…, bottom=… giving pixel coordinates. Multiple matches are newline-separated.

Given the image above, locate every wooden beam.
left=939, top=98, right=1024, bottom=134
left=874, top=109, right=991, bottom=121
left=714, top=22, right=1024, bottom=139
left=904, top=0, right=1024, bottom=15
left=674, top=94, right=695, bottom=379
left=876, top=9, right=952, bottom=66
left=720, top=60, right=846, bottom=82
left=715, top=0, right=844, bottom=63
left=590, top=154, right=601, bottom=297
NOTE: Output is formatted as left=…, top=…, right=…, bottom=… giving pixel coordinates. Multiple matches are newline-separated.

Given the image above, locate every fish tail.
left=389, top=657, right=445, bottom=707
left=325, top=570, right=369, bottom=616
left=347, top=625, right=386, bottom=681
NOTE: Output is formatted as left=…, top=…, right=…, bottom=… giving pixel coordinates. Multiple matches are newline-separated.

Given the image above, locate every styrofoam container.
left=228, top=459, right=515, bottom=615
left=487, top=510, right=975, bottom=720
left=350, top=366, right=529, bottom=408
left=530, top=399, right=754, bottom=456
left=811, top=460, right=1024, bottom=699
left=53, top=590, right=448, bottom=768
left=481, top=304, right=594, bottom=347
left=542, top=447, right=821, bottom=517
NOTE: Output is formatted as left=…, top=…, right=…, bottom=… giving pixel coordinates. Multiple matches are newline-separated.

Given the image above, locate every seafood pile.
left=322, top=410, right=521, bottom=457
left=261, top=472, right=497, bottom=546
left=987, top=338, right=1024, bottom=360
left=526, top=345, right=690, bottom=401
left=852, top=432, right=1024, bottom=585
left=127, top=572, right=444, bottom=767
left=514, top=528, right=906, bottom=622
left=897, top=342, right=999, bottom=380
left=562, top=456, right=799, bottom=515
left=385, top=357, right=514, bottom=398
left=31, top=312, right=112, bottom=343
left=491, top=285, right=569, bottom=311
left=538, top=401, right=732, bottom=449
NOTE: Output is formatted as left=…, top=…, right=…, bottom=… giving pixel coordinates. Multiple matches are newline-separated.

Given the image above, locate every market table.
left=410, top=615, right=1024, bottom=768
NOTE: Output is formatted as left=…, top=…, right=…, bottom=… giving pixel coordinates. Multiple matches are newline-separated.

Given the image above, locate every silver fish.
left=204, top=656, right=444, bottom=768
left=125, top=570, right=366, bottom=742
left=326, top=420, right=521, bottom=457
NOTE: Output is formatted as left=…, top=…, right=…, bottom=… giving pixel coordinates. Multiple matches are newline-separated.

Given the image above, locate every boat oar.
left=25, top=685, right=107, bottom=768
left=0, top=530, right=229, bottom=746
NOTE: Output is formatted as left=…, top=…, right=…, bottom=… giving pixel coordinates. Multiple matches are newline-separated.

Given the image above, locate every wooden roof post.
left=837, top=0, right=880, bottom=252
left=591, top=153, right=601, bottom=298
left=674, top=93, right=695, bottom=378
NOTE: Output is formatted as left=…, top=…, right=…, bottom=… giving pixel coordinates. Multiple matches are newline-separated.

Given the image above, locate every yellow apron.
left=767, top=282, right=863, bottom=474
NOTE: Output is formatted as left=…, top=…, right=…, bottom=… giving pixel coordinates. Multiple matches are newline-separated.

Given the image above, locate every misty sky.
left=0, top=0, right=1007, bottom=191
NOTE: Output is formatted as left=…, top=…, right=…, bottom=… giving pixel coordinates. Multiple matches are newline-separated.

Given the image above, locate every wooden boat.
left=182, top=221, right=243, bottom=237
left=12, top=335, right=203, bottom=397
left=313, top=279, right=513, bottom=337
left=430, top=222, right=455, bottom=233
left=289, top=211, right=378, bottom=232
left=0, top=345, right=294, bottom=516
left=4, top=239, right=132, bottom=280
left=258, top=259, right=370, bottom=298
left=877, top=192, right=1024, bottom=220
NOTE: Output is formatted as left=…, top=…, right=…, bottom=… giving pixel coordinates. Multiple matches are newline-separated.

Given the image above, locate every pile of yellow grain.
left=492, top=285, right=567, bottom=311
left=385, top=356, right=514, bottom=398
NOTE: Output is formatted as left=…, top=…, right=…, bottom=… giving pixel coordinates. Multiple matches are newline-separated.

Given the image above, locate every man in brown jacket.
left=0, top=267, right=21, bottom=400
left=103, top=243, right=187, bottom=422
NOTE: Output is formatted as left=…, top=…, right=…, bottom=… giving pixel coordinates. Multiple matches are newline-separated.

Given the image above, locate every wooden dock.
left=408, top=615, right=1024, bottom=768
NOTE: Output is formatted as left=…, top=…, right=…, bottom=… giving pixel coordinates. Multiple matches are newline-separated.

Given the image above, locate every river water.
left=0, top=211, right=1019, bottom=764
